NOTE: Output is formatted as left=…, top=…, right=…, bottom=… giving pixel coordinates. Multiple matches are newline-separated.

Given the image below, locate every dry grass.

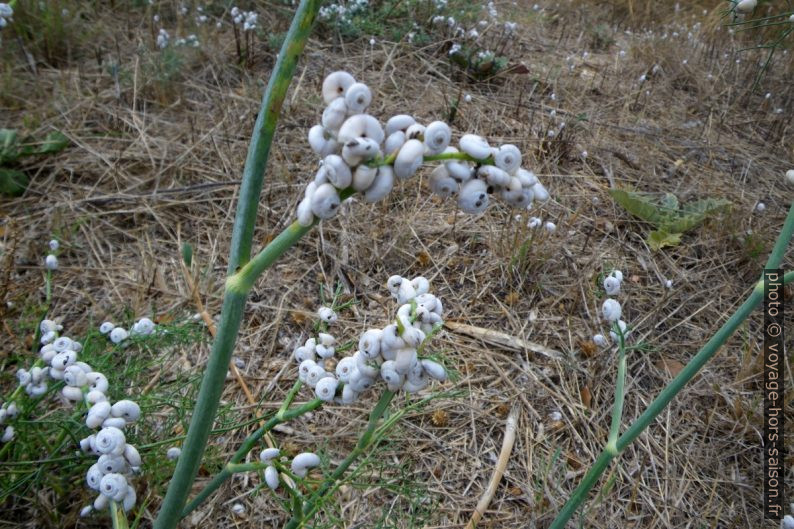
left=1, top=0, right=793, bottom=527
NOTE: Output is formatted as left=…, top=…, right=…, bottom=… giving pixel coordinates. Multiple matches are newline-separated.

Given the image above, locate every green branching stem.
left=180, top=396, right=325, bottom=519
left=548, top=202, right=794, bottom=529
left=152, top=2, right=321, bottom=527
left=283, top=390, right=396, bottom=529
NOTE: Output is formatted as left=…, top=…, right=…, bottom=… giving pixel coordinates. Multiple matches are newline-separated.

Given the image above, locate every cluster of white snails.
left=99, top=317, right=156, bottom=345
left=293, top=276, right=447, bottom=404
left=230, top=6, right=257, bottom=31
left=79, top=418, right=142, bottom=515
left=0, top=401, right=18, bottom=443
left=593, top=271, right=629, bottom=348
left=298, top=71, right=550, bottom=226
left=257, top=449, right=321, bottom=491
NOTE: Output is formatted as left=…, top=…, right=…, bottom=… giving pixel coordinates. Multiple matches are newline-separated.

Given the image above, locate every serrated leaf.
left=0, top=168, right=29, bottom=196
left=648, top=230, right=682, bottom=251
left=0, top=129, right=20, bottom=164
left=609, top=189, right=663, bottom=225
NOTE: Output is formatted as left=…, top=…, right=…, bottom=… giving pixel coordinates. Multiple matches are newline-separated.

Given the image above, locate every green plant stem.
left=549, top=202, right=794, bottom=529
left=180, top=397, right=325, bottom=519
left=284, top=391, right=395, bottom=529
left=110, top=501, right=128, bottom=529
left=152, top=3, right=320, bottom=528
left=606, top=337, right=627, bottom=453
left=370, top=151, right=495, bottom=168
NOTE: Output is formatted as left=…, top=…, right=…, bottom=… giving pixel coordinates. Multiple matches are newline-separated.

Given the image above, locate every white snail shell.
left=64, top=365, right=88, bottom=387
left=260, top=448, right=280, bottom=463
left=97, top=454, right=127, bottom=474
left=99, top=473, right=129, bottom=502
left=385, top=114, right=416, bottom=136
left=80, top=505, right=93, bottom=518
left=393, top=139, right=424, bottom=180
left=87, top=401, right=112, bottom=428
left=53, top=336, right=73, bottom=353
left=95, top=426, right=126, bottom=456
left=322, top=71, right=356, bottom=104
left=291, top=452, right=321, bottom=478
left=111, top=400, right=141, bottom=422
left=423, top=121, right=451, bottom=155
left=315, top=344, right=335, bottom=359
left=458, top=179, right=489, bottom=214
left=122, top=486, right=137, bottom=512
left=314, top=376, right=338, bottom=401
left=86, top=464, right=103, bottom=490
left=352, top=164, right=378, bottom=191
left=40, top=319, right=59, bottom=334
left=335, top=357, right=356, bottom=382
left=103, top=417, right=127, bottom=429
left=478, top=165, right=510, bottom=188
left=99, top=322, right=115, bottom=334
left=294, top=345, right=315, bottom=363
left=124, top=444, right=142, bottom=467
left=609, top=320, right=629, bottom=341
left=132, top=317, right=155, bottom=336
left=735, top=0, right=756, bottom=12
left=342, top=137, right=380, bottom=166
left=62, top=385, right=84, bottom=402
left=51, top=351, right=77, bottom=370
left=308, top=125, right=339, bottom=157
left=411, top=277, right=430, bottom=295
left=317, top=306, right=337, bottom=323
left=344, top=82, right=372, bottom=113
left=593, top=334, right=609, bottom=348
left=429, top=165, right=458, bottom=198
left=306, top=365, right=329, bottom=388
left=380, top=361, right=404, bottom=391
left=393, top=347, right=417, bottom=375
left=109, top=327, right=129, bottom=344
left=337, top=114, right=384, bottom=145
left=362, top=166, right=394, bottom=203
left=86, top=372, right=109, bottom=393
left=602, top=299, right=622, bottom=322
left=610, top=270, right=624, bottom=282
left=93, top=493, right=109, bottom=511
left=354, top=351, right=380, bottom=379
left=296, top=197, right=314, bottom=227
left=39, top=344, right=56, bottom=363
left=298, top=359, right=316, bottom=383
left=516, top=168, right=538, bottom=187
left=459, top=134, right=491, bottom=159
left=384, top=131, right=406, bottom=155
left=167, top=447, right=182, bottom=460
left=265, top=465, right=279, bottom=490
left=603, top=276, right=621, bottom=296
left=421, top=359, right=446, bottom=381
left=322, top=98, right=348, bottom=131
left=322, top=154, right=352, bottom=189
left=86, top=390, right=108, bottom=405
left=405, top=123, right=425, bottom=140
left=347, top=368, right=374, bottom=392
left=531, top=182, right=550, bottom=202
left=341, top=384, right=358, bottom=404
left=494, top=144, right=522, bottom=174
left=310, top=183, right=341, bottom=219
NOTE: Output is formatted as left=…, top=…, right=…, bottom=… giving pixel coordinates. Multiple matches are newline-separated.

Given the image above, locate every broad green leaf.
left=648, top=230, right=682, bottom=251
left=0, top=168, right=29, bottom=196
left=664, top=198, right=731, bottom=233
left=20, top=131, right=70, bottom=156
left=0, top=129, right=19, bottom=164
left=660, top=193, right=679, bottom=213
left=609, top=189, right=663, bottom=224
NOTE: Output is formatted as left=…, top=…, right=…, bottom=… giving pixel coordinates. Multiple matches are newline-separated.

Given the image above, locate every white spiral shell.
left=314, top=376, right=338, bottom=401
left=429, top=165, right=458, bottom=198
left=322, top=71, right=356, bottom=104
left=99, top=473, right=129, bottom=501
left=494, top=144, right=522, bottom=174
left=344, top=82, right=372, bottom=113
left=95, top=427, right=126, bottom=456
left=394, top=139, right=424, bottom=180
left=265, top=465, right=279, bottom=490
left=111, top=400, right=141, bottom=422
left=423, top=121, right=452, bottom=155
left=310, top=183, right=341, bottom=219
left=458, top=179, right=489, bottom=214
left=602, top=299, right=622, bottom=322
left=291, top=452, right=321, bottom=478
left=362, top=166, right=394, bottom=203
left=459, top=134, right=491, bottom=159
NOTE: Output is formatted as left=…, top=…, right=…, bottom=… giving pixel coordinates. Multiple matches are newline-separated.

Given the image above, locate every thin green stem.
left=110, top=501, right=129, bottom=529
left=153, top=2, right=320, bottom=528
left=277, top=380, right=304, bottom=419
left=784, top=271, right=793, bottom=284
left=284, top=391, right=395, bottom=529
left=549, top=202, right=794, bottom=529
left=180, top=397, right=324, bottom=519
left=606, top=334, right=627, bottom=453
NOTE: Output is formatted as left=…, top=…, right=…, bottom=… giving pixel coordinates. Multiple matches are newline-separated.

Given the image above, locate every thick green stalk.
left=284, top=391, right=396, bottom=529
left=180, top=397, right=325, bottom=519
left=605, top=342, right=626, bottom=454
left=153, top=3, right=320, bottom=527
left=549, top=202, right=793, bottom=529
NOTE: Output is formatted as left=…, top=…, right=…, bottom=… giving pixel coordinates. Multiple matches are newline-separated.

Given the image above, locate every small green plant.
left=0, top=129, right=68, bottom=196
left=609, top=189, right=731, bottom=250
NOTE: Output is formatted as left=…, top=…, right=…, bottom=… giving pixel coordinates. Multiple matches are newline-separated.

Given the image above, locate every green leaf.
left=648, top=230, right=682, bottom=251
left=20, top=131, right=70, bottom=156
left=665, top=198, right=731, bottom=233
left=0, top=168, right=29, bottom=196
left=0, top=129, right=20, bottom=164
left=181, top=242, right=193, bottom=268
left=609, top=189, right=663, bottom=225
